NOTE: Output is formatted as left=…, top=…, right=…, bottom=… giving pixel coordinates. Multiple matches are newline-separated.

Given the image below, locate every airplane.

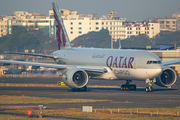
left=0, top=3, right=180, bottom=92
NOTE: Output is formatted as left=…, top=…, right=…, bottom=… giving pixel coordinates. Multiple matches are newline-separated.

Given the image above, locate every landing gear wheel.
left=146, top=87, right=153, bottom=92
left=146, top=87, right=149, bottom=92
left=149, top=87, right=153, bottom=92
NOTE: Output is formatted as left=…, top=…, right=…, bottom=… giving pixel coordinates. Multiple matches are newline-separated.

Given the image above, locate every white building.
left=0, top=15, right=14, bottom=37
left=62, top=16, right=126, bottom=42
left=0, top=11, right=55, bottom=38
left=126, top=22, right=160, bottom=39
left=172, top=13, right=180, bottom=31
left=49, top=9, right=127, bottom=42
left=51, top=9, right=160, bottom=42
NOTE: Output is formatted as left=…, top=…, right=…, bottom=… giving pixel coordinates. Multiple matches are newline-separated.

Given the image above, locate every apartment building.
left=0, top=11, right=55, bottom=38
left=125, top=22, right=160, bottom=39
left=49, top=9, right=126, bottom=41
left=158, top=18, right=176, bottom=31
left=172, top=13, right=180, bottom=31
left=50, top=9, right=160, bottom=41
left=0, top=15, right=14, bottom=37
left=62, top=15, right=126, bottom=41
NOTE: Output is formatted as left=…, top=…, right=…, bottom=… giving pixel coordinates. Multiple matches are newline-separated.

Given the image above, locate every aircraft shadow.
left=86, top=87, right=178, bottom=92
left=0, top=86, right=178, bottom=92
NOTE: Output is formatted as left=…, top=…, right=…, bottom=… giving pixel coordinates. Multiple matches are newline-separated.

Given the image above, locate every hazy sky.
left=0, top=0, right=180, bottom=21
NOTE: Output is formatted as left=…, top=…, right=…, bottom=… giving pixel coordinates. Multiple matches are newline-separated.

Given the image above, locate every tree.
left=71, top=29, right=111, bottom=48
left=0, top=27, right=56, bottom=54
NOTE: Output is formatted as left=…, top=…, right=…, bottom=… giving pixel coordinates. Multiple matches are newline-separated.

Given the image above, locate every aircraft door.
left=133, top=58, right=138, bottom=69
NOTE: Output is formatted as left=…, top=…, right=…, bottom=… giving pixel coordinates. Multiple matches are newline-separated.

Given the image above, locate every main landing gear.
left=121, top=80, right=136, bottom=91
left=146, top=79, right=155, bottom=92
left=146, top=86, right=153, bottom=92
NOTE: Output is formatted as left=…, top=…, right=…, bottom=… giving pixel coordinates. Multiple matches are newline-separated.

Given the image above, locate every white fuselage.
left=53, top=48, right=162, bottom=81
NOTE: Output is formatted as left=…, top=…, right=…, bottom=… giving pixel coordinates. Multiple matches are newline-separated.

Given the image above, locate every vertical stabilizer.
left=52, top=3, right=72, bottom=50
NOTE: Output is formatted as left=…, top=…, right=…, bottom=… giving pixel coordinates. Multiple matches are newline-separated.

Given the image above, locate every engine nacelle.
left=155, top=67, right=177, bottom=87
left=62, top=68, right=88, bottom=89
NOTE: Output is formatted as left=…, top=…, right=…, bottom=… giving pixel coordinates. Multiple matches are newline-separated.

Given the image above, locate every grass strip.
left=0, top=114, right=65, bottom=120
left=5, top=108, right=180, bottom=120
left=0, top=95, right=110, bottom=104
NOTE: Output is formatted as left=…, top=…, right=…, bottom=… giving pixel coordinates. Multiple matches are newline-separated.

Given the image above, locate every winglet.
left=52, top=3, right=72, bottom=50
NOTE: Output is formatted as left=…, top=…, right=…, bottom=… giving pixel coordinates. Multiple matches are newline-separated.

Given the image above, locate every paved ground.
left=0, top=77, right=180, bottom=109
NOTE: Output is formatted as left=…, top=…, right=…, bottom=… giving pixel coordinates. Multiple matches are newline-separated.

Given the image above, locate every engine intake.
left=62, top=68, right=88, bottom=89
left=73, top=71, right=87, bottom=86
left=155, top=67, right=177, bottom=87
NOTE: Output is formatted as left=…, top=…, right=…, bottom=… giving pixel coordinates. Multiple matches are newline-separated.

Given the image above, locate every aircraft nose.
left=146, top=64, right=162, bottom=78
left=152, top=65, right=163, bottom=78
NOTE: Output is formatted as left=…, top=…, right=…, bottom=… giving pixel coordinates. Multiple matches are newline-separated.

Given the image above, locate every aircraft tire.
left=146, top=87, right=149, bottom=92
left=149, top=87, right=153, bottom=92
left=132, top=84, right=136, bottom=90
left=121, top=84, right=125, bottom=91
left=125, top=85, right=129, bottom=90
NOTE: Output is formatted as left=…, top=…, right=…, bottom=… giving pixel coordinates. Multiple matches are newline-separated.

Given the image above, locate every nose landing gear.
left=146, top=86, right=153, bottom=92
left=146, top=78, right=156, bottom=92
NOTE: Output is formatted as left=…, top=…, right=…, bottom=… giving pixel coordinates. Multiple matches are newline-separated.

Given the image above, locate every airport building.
left=152, top=50, right=180, bottom=75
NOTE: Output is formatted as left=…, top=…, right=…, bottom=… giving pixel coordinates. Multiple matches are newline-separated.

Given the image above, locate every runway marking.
left=112, top=101, right=134, bottom=103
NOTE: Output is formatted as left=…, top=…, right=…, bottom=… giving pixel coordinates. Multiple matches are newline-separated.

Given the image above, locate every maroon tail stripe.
left=53, top=8, right=67, bottom=49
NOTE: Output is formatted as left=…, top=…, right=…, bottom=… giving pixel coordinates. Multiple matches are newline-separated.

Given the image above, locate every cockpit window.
left=147, top=60, right=161, bottom=64
left=153, top=61, right=157, bottom=64
left=158, top=61, right=161, bottom=64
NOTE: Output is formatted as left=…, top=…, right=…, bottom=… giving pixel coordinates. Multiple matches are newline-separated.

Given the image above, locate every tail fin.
left=52, top=3, right=72, bottom=50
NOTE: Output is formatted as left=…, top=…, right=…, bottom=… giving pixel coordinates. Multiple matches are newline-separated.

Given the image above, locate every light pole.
left=119, top=39, right=121, bottom=49
left=111, top=36, right=113, bottom=49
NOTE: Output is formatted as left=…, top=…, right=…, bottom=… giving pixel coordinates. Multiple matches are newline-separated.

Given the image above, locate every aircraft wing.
left=0, top=59, right=67, bottom=69
left=162, top=58, right=180, bottom=66
left=0, top=59, right=107, bottom=75
left=4, top=51, right=58, bottom=59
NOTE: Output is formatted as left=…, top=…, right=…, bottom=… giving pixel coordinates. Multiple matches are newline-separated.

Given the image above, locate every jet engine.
left=62, top=68, right=88, bottom=89
left=155, top=67, right=177, bottom=87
